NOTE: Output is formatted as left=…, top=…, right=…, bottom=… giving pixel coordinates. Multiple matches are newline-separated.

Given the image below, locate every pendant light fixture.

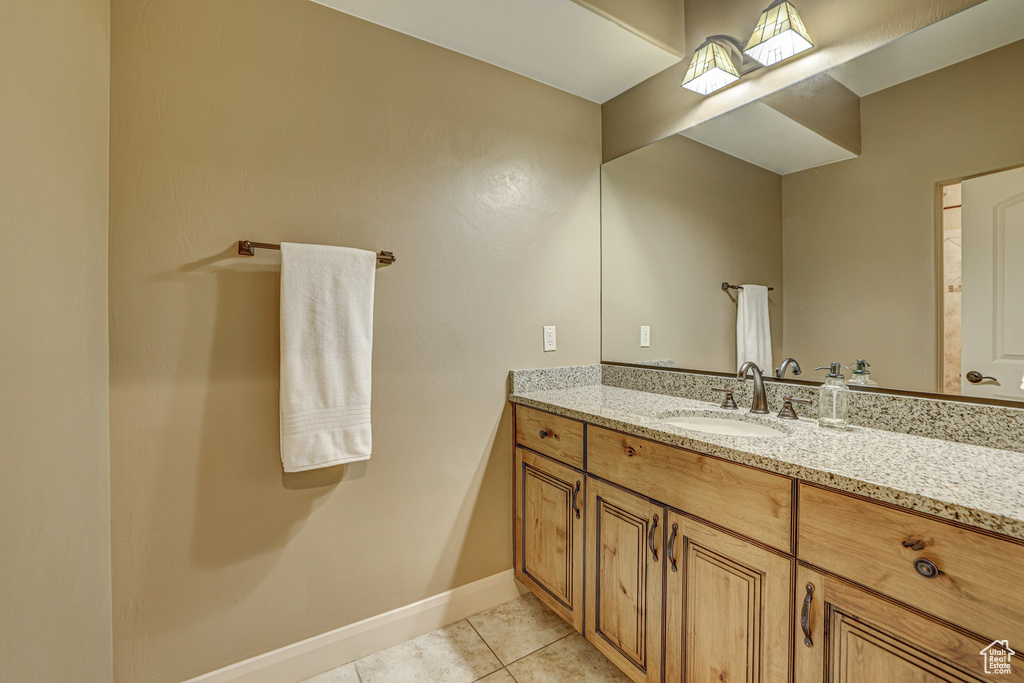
left=744, top=0, right=813, bottom=67
left=681, top=36, right=742, bottom=96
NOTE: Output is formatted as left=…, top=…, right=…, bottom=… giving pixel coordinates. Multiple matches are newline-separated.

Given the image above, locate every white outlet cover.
left=640, top=325, right=650, bottom=348
left=543, top=326, right=556, bottom=352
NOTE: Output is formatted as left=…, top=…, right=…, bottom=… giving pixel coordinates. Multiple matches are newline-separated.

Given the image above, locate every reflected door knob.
left=966, top=371, right=997, bottom=384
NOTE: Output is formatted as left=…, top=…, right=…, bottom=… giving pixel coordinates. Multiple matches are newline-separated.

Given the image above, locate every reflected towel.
left=280, top=242, right=376, bottom=472
left=736, top=284, right=773, bottom=374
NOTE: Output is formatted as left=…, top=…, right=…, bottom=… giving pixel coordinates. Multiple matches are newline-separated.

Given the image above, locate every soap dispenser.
left=815, top=362, right=850, bottom=430
left=847, top=359, right=878, bottom=387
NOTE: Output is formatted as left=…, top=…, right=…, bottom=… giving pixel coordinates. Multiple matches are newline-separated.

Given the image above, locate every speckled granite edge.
left=509, top=387, right=1024, bottom=541
left=602, top=365, right=1024, bottom=454
left=508, top=365, right=602, bottom=394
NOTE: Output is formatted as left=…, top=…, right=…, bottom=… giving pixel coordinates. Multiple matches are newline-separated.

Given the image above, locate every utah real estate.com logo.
left=981, top=640, right=1015, bottom=675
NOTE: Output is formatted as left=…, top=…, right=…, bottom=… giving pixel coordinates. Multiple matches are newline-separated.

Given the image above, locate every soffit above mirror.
left=310, top=0, right=683, bottom=103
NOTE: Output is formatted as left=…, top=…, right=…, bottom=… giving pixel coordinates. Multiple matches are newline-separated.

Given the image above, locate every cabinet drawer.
left=799, top=484, right=1024, bottom=646
left=515, top=404, right=584, bottom=470
left=587, top=426, right=792, bottom=552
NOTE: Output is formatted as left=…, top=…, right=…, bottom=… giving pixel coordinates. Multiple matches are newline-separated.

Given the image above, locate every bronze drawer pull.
left=571, top=481, right=581, bottom=519
left=801, top=583, right=815, bottom=647
left=902, top=539, right=925, bottom=551
left=914, top=558, right=939, bottom=578
left=667, top=523, right=679, bottom=573
left=648, top=514, right=659, bottom=562
left=625, top=446, right=637, bottom=457
left=539, top=429, right=555, bottom=439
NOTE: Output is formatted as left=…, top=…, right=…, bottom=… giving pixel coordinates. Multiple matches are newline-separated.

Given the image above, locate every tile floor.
left=302, top=592, right=629, bottom=683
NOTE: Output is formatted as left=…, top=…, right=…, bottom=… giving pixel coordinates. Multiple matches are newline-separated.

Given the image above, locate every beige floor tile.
left=476, top=670, right=516, bottom=682
left=302, top=661, right=360, bottom=682
left=468, top=593, right=573, bottom=664
left=355, top=620, right=501, bottom=683
left=506, top=634, right=631, bottom=683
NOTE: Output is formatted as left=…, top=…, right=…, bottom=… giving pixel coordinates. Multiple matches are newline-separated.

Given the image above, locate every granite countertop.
left=510, top=383, right=1024, bottom=541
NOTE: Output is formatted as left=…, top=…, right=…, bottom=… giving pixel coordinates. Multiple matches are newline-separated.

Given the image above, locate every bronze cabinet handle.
left=914, top=558, right=939, bottom=578
left=667, top=523, right=679, bottom=573
left=539, top=429, right=550, bottom=439
left=571, top=481, right=581, bottom=519
left=648, top=514, right=659, bottom=562
left=902, top=539, right=925, bottom=551
left=801, top=583, right=815, bottom=647
left=625, top=446, right=637, bottom=457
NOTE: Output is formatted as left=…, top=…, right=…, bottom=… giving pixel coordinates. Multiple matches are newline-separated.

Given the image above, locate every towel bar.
left=238, top=240, right=396, bottom=265
left=722, top=282, right=773, bottom=291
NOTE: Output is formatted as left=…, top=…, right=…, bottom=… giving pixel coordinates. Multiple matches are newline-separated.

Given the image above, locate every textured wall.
left=782, top=39, right=1024, bottom=393
left=0, top=0, right=112, bottom=680
left=601, top=0, right=987, bottom=162
left=602, top=135, right=782, bottom=370
left=108, top=0, right=601, bottom=680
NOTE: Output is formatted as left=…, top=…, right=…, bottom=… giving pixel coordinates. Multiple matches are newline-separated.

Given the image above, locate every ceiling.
left=310, top=0, right=682, bottom=104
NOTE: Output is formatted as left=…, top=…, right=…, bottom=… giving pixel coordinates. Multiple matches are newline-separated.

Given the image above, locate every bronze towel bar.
left=722, top=282, right=774, bottom=291
left=238, top=240, right=396, bottom=265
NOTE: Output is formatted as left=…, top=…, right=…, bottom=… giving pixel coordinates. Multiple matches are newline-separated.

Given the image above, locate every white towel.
left=736, top=284, right=772, bottom=374
left=280, top=242, right=376, bottom=472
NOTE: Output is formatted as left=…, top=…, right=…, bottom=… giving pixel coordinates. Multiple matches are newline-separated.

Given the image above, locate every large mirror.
left=601, top=0, right=1024, bottom=403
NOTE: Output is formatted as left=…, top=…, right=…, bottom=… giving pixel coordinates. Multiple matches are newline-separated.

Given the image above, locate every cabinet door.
left=514, top=447, right=585, bottom=632
left=795, top=565, right=1021, bottom=682
left=585, top=477, right=663, bottom=683
left=664, top=511, right=792, bottom=683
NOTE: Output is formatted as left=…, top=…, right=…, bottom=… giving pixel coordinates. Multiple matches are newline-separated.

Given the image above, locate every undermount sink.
left=661, top=415, right=788, bottom=438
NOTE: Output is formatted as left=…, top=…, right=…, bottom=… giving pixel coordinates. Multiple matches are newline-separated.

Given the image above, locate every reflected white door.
left=962, top=165, right=1024, bottom=399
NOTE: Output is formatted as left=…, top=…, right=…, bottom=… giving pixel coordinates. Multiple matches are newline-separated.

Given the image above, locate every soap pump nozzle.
left=847, top=359, right=878, bottom=387
left=815, top=362, right=847, bottom=380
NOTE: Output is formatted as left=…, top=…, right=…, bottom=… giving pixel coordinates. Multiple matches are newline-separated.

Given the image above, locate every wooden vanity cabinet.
left=512, top=402, right=1024, bottom=683
left=794, top=564, right=1020, bottom=682
left=664, top=511, right=793, bottom=683
left=513, top=447, right=585, bottom=632
left=585, top=477, right=663, bottom=683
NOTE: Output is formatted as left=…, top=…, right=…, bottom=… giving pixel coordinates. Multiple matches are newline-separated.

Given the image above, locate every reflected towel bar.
left=238, top=240, right=396, bottom=265
left=722, top=282, right=773, bottom=291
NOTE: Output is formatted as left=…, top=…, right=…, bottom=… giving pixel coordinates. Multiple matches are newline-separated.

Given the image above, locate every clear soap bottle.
left=847, top=359, right=878, bottom=387
left=815, top=362, right=850, bottom=430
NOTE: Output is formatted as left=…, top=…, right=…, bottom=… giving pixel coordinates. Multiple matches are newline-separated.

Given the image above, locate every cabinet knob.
left=914, top=558, right=939, bottom=578
left=539, top=429, right=550, bottom=439
left=625, top=446, right=637, bottom=457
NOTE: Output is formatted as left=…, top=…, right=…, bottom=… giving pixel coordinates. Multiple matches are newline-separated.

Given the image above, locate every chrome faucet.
left=737, top=362, right=769, bottom=414
left=776, top=358, right=802, bottom=379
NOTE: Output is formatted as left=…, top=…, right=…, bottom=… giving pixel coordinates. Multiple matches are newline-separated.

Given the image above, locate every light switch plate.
left=640, top=325, right=650, bottom=347
left=543, top=326, right=556, bottom=352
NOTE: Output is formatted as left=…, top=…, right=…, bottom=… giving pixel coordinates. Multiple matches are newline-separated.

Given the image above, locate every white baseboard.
left=185, top=569, right=526, bottom=683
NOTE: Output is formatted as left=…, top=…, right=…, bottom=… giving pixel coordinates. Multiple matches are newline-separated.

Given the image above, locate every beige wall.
left=108, top=0, right=601, bottom=680
left=601, top=0, right=986, bottom=162
left=782, top=38, right=1024, bottom=393
left=0, top=0, right=112, bottom=681
left=602, top=135, right=782, bottom=370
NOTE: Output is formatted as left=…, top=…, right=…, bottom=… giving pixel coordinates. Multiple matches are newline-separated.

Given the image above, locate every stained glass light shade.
left=681, top=40, right=740, bottom=96
left=744, top=1, right=813, bottom=67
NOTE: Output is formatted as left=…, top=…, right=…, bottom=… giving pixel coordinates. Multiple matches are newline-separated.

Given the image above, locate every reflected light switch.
left=640, top=326, right=651, bottom=348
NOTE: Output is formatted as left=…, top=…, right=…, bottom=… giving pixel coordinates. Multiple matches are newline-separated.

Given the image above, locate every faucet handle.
left=778, top=396, right=813, bottom=420
left=712, top=387, right=739, bottom=410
